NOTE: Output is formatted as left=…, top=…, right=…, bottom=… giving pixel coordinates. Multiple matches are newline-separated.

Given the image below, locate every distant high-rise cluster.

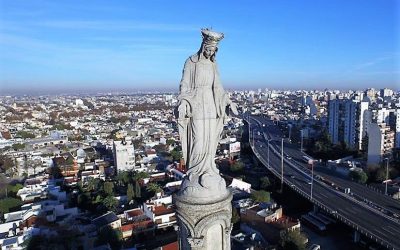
left=327, top=88, right=399, bottom=166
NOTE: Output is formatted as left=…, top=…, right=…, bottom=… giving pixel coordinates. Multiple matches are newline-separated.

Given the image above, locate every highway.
left=246, top=115, right=400, bottom=250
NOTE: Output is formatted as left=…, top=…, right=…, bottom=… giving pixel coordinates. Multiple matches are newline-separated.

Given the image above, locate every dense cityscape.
left=0, top=87, right=399, bottom=249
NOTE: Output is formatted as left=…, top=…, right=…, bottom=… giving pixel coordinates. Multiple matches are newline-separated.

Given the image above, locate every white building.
left=358, top=101, right=370, bottom=150
left=328, top=98, right=341, bottom=144
left=380, top=88, right=393, bottom=98
left=75, top=99, right=84, bottom=107
left=329, top=98, right=367, bottom=149
left=376, top=108, right=392, bottom=124
left=367, top=123, right=395, bottom=166
left=344, top=100, right=358, bottom=148
left=113, top=139, right=135, bottom=172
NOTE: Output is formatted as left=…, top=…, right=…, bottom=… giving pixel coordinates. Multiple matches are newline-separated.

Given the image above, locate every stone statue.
left=175, top=28, right=238, bottom=203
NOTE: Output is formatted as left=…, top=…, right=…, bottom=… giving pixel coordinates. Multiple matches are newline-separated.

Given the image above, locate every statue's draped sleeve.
left=177, top=58, right=193, bottom=166
left=213, top=62, right=229, bottom=119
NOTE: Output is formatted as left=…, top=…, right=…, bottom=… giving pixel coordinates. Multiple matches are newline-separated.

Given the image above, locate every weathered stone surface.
left=174, top=28, right=235, bottom=250
left=174, top=192, right=232, bottom=250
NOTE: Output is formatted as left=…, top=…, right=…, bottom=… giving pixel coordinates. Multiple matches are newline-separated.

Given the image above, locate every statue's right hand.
left=178, top=101, right=192, bottom=118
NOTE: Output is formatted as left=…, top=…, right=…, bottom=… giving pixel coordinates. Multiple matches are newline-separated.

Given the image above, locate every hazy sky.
left=0, top=0, right=399, bottom=94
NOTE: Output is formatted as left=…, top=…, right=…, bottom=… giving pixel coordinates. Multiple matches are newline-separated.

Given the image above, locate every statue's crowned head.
left=201, top=28, right=224, bottom=47
left=200, top=28, right=224, bottom=61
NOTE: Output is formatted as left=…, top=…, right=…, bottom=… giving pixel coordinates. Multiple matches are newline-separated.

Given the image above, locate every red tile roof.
left=162, top=241, right=179, bottom=250
left=126, top=209, right=144, bottom=217
left=121, top=220, right=154, bottom=232
left=153, top=205, right=175, bottom=216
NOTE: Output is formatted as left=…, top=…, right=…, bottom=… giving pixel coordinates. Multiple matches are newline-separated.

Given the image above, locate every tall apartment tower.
left=113, top=138, right=135, bottom=172
left=344, top=100, right=358, bottom=148
left=328, top=97, right=368, bottom=149
left=328, top=98, right=342, bottom=145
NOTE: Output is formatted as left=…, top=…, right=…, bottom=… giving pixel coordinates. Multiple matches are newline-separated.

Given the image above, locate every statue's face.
left=203, top=46, right=216, bottom=59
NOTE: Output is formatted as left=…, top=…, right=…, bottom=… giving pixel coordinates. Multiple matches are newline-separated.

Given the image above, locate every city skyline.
left=0, top=0, right=399, bottom=94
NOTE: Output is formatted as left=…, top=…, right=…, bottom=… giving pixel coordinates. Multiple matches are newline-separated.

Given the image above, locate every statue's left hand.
left=229, top=102, right=239, bottom=115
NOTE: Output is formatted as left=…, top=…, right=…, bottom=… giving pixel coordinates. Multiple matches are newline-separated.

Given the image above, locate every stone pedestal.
left=174, top=191, right=232, bottom=250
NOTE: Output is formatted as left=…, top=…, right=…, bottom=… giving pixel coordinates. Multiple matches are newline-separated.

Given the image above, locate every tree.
left=146, top=183, right=162, bottom=194
left=280, top=229, right=307, bottom=250
left=135, top=181, right=141, bottom=198
left=349, top=170, right=368, bottom=184
left=171, top=148, right=182, bottom=161
left=0, top=155, right=15, bottom=173
left=77, top=192, right=91, bottom=211
left=230, top=161, right=244, bottom=172
left=65, top=157, right=74, bottom=165
left=260, top=176, right=271, bottom=190
left=103, top=182, right=114, bottom=196
left=6, top=183, right=23, bottom=198
left=16, top=130, right=35, bottom=139
left=251, top=190, right=270, bottom=203
left=12, top=143, right=25, bottom=151
left=375, top=167, right=387, bottom=182
left=96, top=226, right=122, bottom=250
left=166, top=139, right=175, bottom=145
left=0, top=197, right=22, bottom=214
left=231, top=208, right=240, bottom=224
left=133, top=171, right=150, bottom=181
left=87, top=178, right=101, bottom=192
left=117, top=171, right=130, bottom=186
left=127, top=183, right=135, bottom=202
left=103, top=196, right=118, bottom=211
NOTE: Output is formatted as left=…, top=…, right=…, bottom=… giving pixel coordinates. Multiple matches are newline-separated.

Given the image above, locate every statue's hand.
left=178, top=100, right=192, bottom=118
left=229, top=102, right=239, bottom=115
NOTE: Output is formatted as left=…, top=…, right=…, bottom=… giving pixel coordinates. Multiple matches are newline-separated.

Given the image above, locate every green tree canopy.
left=117, top=171, right=131, bottom=185
left=133, top=171, right=150, bottom=181
left=251, top=190, right=270, bottom=203
left=0, top=197, right=22, bottom=214
left=170, top=148, right=183, bottom=162
left=103, top=182, right=114, bottom=196
left=349, top=170, right=368, bottom=184
left=103, top=196, right=118, bottom=212
left=0, top=155, right=15, bottom=173
left=96, top=226, right=122, bottom=250
left=231, top=208, right=240, bottom=224
left=280, top=229, right=307, bottom=250
left=230, top=161, right=244, bottom=172
left=135, top=181, right=141, bottom=198
left=16, top=130, right=35, bottom=139
left=166, top=139, right=175, bottom=145
left=146, top=183, right=162, bottom=194
left=127, top=183, right=135, bottom=202
left=87, top=178, right=101, bottom=192
left=6, top=183, right=23, bottom=198
left=12, top=143, right=25, bottom=151
left=260, top=176, right=271, bottom=190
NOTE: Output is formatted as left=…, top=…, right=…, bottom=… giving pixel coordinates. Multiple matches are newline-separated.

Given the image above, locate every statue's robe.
left=177, top=53, right=230, bottom=181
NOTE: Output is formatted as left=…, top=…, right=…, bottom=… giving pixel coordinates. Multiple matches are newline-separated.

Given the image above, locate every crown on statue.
left=201, top=28, right=224, bottom=46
